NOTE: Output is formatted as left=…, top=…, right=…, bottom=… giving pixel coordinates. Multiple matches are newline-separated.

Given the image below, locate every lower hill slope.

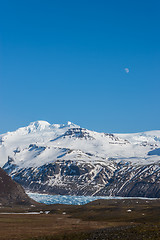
left=0, top=167, right=36, bottom=206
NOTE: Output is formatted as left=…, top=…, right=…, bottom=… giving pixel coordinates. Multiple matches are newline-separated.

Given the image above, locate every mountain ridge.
left=1, top=121, right=160, bottom=198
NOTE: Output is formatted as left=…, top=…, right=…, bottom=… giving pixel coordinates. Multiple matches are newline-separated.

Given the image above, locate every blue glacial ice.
left=27, top=193, right=110, bottom=205
left=27, top=192, right=157, bottom=205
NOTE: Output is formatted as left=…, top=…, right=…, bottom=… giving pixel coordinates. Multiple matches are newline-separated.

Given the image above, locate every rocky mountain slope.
left=1, top=120, right=160, bottom=197
left=0, top=167, right=36, bottom=206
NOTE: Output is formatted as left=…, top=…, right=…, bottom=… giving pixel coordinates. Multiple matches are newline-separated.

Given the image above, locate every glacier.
left=27, top=192, right=157, bottom=205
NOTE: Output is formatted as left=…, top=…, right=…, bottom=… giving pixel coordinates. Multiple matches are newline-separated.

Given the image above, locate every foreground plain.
left=0, top=199, right=160, bottom=239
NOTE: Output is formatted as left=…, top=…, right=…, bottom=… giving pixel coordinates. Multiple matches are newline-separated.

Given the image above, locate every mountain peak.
left=29, top=120, right=51, bottom=130
left=19, top=120, right=51, bottom=134
left=12, top=120, right=51, bottom=135
left=64, top=121, right=80, bottom=128
left=54, top=121, right=80, bottom=129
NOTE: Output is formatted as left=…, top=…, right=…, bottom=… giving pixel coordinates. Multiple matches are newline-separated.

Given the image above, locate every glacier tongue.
left=27, top=192, right=158, bottom=205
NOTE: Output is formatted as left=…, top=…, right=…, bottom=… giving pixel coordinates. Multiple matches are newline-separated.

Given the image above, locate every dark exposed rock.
left=3, top=159, right=160, bottom=198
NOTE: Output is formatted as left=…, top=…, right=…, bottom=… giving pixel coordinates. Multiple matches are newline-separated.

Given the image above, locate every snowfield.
left=0, top=120, right=160, bottom=168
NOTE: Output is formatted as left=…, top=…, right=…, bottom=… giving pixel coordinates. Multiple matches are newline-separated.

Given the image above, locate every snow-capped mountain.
left=1, top=120, right=160, bottom=198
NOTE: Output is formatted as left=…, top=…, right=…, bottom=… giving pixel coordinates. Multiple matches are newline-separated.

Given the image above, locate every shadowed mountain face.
left=0, top=167, right=35, bottom=206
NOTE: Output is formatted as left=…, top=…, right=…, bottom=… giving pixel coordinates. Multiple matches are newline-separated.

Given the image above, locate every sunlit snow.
left=1, top=120, right=160, bottom=168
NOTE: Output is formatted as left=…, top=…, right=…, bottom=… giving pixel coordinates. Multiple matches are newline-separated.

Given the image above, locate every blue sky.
left=0, top=0, right=160, bottom=133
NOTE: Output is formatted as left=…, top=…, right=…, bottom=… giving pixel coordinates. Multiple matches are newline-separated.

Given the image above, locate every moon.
left=124, top=68, right=129, bottom=74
